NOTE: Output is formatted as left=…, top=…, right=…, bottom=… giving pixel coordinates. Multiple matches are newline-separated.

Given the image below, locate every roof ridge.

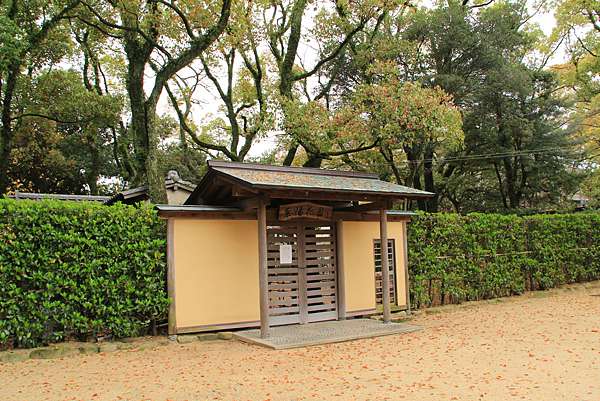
left=207, top=160, right=379, bottom=179
left=9, top=192, right=111, bottom=201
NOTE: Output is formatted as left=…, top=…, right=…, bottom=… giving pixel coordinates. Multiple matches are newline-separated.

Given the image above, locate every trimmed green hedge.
left=1, top=198, right=598, bottom=348
left=408, top=212, right=600, bottom=308
left=0, top=199, right=168, bottom=348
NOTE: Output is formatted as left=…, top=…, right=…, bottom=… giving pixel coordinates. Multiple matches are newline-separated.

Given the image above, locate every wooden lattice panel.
left=267, top=224, right=301, bottom=325
left=374, top=239, right=396, bottom=305
left=267, top=222, right=338, bottom=325
left=303, top=225, right=337, bottom=323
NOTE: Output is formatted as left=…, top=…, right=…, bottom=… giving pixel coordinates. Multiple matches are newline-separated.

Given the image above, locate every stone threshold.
left=233, top=318, right=421, bottom=350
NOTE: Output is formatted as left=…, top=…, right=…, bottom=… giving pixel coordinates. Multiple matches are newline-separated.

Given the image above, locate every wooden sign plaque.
left=279, top=202, right=333, bottom=221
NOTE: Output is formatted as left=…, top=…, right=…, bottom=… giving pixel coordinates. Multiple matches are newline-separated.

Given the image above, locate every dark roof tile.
left=210, top=161, right=433, bottom=197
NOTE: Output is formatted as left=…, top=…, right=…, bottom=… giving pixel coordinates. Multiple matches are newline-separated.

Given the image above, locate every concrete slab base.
left=233, top=319, right=421, bottom=350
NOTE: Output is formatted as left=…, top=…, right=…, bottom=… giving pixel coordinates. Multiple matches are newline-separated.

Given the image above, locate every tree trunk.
left=0, top=133, right=11, bottom=194
left=126, top=57, right=148, bottom=183
left=303, top=155, right=323, bottom=168
left=423, top=147, right=438, bottom=212
left=86, top=136, right=100, bottom=195
left=0, top=67, right=18, bottom=194
left=283, top=143, right=298, bottom=166
left=124, top=47, right=167, bottom=203
left=414, top=173, right=426, bottom=211
left=502, top=156, right=520, bottom=209
left=144, top=109, right=166, bottom=203
left=379, top=146, right=402, bottom=184
left=405, top=146, right=426, bottom=210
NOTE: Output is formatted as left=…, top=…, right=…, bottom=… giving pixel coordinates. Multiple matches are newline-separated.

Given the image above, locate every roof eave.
left=184, top=169, right=216, bottom=205
left=208, top=160, right=379, bottom=179
left=248, top=183, right=435, bottom=199
left=188, top=161, right=435, bottom=205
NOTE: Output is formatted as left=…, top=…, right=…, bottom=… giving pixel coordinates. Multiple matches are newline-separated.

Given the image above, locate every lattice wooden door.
left=267, top=222, right=337, bottom=325
left=302, top=223, right=337, bottom=323
left=267, top=223, right=301, bottom=325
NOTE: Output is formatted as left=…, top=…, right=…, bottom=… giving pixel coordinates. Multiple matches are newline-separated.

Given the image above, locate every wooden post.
left=298, top=223, right=307, bottom=324
left=335, top=220, right=346, bottom=320
left=258, top=198, right=270, bottom=338
left=402, top=221, right=412, bottom=315
left=380, top=208, right=391, bottom=323
left=167, top=219, right=177, bottom=336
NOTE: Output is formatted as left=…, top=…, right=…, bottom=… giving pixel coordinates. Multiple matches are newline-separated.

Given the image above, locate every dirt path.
left=2, top=283, right=600, bottom=401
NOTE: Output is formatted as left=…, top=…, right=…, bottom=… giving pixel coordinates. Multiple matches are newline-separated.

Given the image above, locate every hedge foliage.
left=408, top=212, right=600, bottom=308
left=1, top=198, right=598, bottom=349
left=0, top=199, right=168, bottom=348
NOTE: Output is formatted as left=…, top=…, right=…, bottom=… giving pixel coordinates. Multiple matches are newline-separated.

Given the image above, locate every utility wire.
left=396, top=146, right=584, bottom=165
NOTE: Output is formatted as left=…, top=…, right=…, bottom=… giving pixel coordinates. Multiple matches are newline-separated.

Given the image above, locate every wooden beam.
left=176, top=319, right=261, bottom=333
left=231, top=185, right=256, bottom=197
left=258, top=198, right=270, bottom=338
left=167, top=219, right=177, bottom=335
left=158, top=211, right=257, bottom=220
left=336, top=220, right=346, bottom=320
left=263, top=189, right=395, bottom=203
left=228, top=196, right=261, bottom=211
left=333, top=211, right=412, bottom=222
left=335, top=200, right=387, bottom=212
left=214, top=173, right=259, bottom=194
left=157, top=210, right=413, bottom=222
left=380, top=208, right=391, bottom=323
left=258, top=187, right=432, bottom=201
left=402, top=221, right=412, bottom=315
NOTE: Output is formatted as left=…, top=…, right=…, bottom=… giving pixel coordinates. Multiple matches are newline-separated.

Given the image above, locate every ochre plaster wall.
left=171, top=219, right=259, bottom=330
left=341, top=221, right=408, bottom=313
left=170, top=218, right=409, bottom=331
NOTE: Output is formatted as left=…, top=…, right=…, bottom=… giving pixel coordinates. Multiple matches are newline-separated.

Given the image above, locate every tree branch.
left=29, top=0, right=82, bottom=51
left=148, top=0, right=232, bottom=106
left=586, top=10, right=600, bottom=32
left=469, top=0, right=495, bottom=9
left=293, top=16, right=369, bottom=82
left=10, top=113, right=94, bottom=125
left=154, top=0, right=196, bottom=39
left=164, top=82, right=238, bottom=160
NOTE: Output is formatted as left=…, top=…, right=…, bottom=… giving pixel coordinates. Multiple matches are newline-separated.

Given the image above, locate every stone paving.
left=233, top=318, right=421, bottom=349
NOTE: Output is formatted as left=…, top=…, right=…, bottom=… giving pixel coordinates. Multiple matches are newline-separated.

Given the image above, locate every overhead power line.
left=397, top=146, right=583, bottom=164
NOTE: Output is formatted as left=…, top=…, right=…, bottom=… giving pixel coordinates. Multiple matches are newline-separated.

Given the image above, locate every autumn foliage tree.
left=0, top=0, right=83, bottom=193
left=74, top=0, right=232, bottom=201
left=1, top=0, right=597, bottom=214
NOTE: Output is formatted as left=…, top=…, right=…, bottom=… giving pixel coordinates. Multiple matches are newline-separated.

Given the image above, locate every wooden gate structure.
left=158, top=160, right=434, bottom=339
left=267, top=223, right=337, bottom=325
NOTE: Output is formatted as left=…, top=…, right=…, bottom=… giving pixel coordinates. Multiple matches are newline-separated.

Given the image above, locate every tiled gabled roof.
left=208, top=160, right=433, bottom=198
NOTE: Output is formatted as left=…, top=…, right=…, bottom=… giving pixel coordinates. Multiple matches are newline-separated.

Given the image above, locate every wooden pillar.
left=258, top=199, right=270, bottom=338
left=402, top=221, right=412, bottom=315
left=167, top=218, right=177, bottom=336
left=335, top=220, right=346, bottom=320
left=380, top=208, right=391, bottom=323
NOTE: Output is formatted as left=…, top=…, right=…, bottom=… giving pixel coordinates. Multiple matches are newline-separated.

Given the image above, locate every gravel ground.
left=2, top=282, right=600, bottom=401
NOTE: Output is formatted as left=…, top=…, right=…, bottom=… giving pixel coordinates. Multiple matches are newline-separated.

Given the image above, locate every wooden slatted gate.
left=267, top=222, right=337, bottom=325
left=374, top=239, right=396, bottom=305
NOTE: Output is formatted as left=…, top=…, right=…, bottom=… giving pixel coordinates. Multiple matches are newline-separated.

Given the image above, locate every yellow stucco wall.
left=172, top=219, right=259, bottom=330
left=170, top=217, right=408, bottom=331
left=341, top=221, right=408, bottom=313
